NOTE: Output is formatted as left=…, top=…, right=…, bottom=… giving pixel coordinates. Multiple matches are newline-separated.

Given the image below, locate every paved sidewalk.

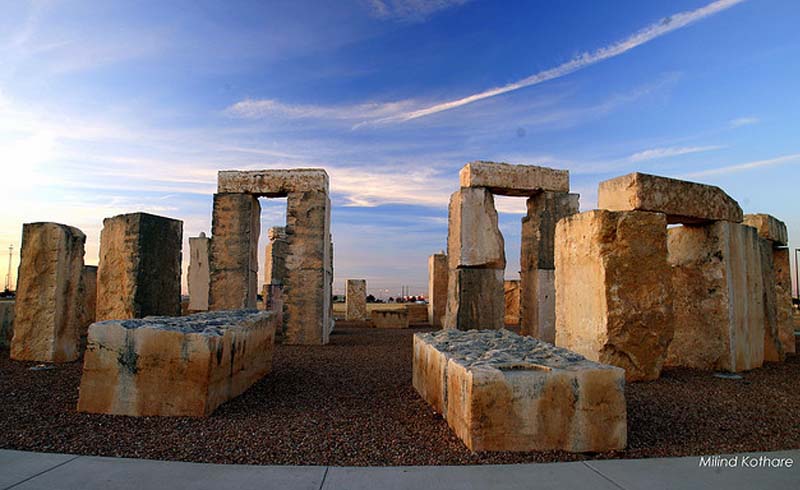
left=1, top=449, right=798, bottom=489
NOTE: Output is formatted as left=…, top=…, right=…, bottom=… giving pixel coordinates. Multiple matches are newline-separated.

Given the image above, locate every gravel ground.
left=1, top=324, right=798, bottom=466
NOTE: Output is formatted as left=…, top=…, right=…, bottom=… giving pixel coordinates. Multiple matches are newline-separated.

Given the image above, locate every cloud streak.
left=729, top=116, right=760, bottom=127
left=683, top=152, right=800, bottom=178
left=365, top=0, right=470, bottom=22
left=629, top=145, right=724, bottom=162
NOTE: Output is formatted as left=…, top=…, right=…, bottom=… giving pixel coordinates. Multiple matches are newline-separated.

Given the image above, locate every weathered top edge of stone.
left=459, top=161, right=569, bottom=196
left=92, top=310, right=270, bottom=336
left=743, top=213, right=788, bottom=246
left=218, top=169, right=330, bottom=196
left=103, top=212, right=183, bottom=226
left=24, top=222, right=86, bottom=238
left=416, top=329, right=621, bottom=372
left=267, top=227, right=287, bottom=241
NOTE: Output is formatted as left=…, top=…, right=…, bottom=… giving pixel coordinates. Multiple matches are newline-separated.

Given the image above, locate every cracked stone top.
left=417, top=329, right=617, bottom=371
left=218, top=169, right=329, bottom=197
left=96, top=310, right=270, bottom=336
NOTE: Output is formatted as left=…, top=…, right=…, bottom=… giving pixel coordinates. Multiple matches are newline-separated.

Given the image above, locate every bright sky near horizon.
left=1, top=0, right=800, bottom=297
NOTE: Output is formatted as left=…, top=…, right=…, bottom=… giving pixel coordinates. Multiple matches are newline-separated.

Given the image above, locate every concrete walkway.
left=1, top=449, right=798, bottom=490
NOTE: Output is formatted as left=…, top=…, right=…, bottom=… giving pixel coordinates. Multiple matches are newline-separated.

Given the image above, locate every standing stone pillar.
left=96, top=213, right=183, bottom=321
left=188, top=233, right=211, bottom=312
left=264, top=227, right=288, bottom=286
left=503, top=279, right=520, bottom=325
left=78, top=265, right=98, bottom=337
left=427, top=252, right=448, bottom=327
left=345, top=279, right=367, bottom=321
left=519, top=191, right=579, bottom=341
left=209, top=194, right=260, bottom=311
left=444, top=187, right=505, bottom=330
left=11, top=223, right=86, bottom=362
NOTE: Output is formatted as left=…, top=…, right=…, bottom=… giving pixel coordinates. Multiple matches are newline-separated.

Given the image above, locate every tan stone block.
left=519, top=269, right=555, bottom=342
left=77, top=311, right=276, bottom=417
left=218, top=169, right=328, bottom=196
left=345, top=279, right=367, bottom=321
left=447, top=188, right=505, bottom=269
left=503, top=280, right=520, bottom=325
left=666, top=221, right=765, bottom=371
left=188, top=233, right=210, bottom=312
left=598, top=172, right=743, bottom=224
left=521, top=191, right=580, bottom=270
left=78, top=265, right=97, bottom=337
left=413, top=330, right=627, bottom=452
left=11, top=222, right=86, bottom=362
left=459, top=161, right=569, bottom=196
left=427, top=253, right=448, bottom=328
left=743, top=213, right=788, bottom=246
left=555, top=210, right=673, bottom=381
left=372, top=309, right=408, bottom=329
left=445, top=268, right=505, bottom=331
left=774, top=248, right=795, bottom=355
left=264, top=226, right=288, bottom=286
left=406, top=303, right=429, bottom=325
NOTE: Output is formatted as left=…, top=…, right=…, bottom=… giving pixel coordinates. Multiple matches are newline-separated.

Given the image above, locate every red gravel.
left=1, top=324, right=798, bottom=466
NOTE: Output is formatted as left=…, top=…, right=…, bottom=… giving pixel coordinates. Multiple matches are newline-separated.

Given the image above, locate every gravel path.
left=1, top=324, right=798, bottom=466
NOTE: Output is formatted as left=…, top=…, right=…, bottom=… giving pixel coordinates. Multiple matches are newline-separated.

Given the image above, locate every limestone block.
left=264, top=227, right=288, bottom=286
left=0, top=300, right=15, bottom=349
left=598, top=172, right=743, bottom=224
left=413, top=329, right=627, bottom=452
left=97, top=213, right=183, bottom=321
left=262, top=284, right=284, bottom=333
left=209, top=194, right=260, bottom=311
left=406, top=303, right=429, bottom=325
left=666, top=222, right=765, bottom=371
left=459, top=161, right=569, bottom=196
left=428, top=253, right=448, bottom=328
left=345, top=279, right=367, bottom=321
left=555, top=210, right=673, bottom=381
left=11, top=223, right=86, bottom=362
left=774, top=248, right=795, bottom=355
left=447, top=188, right=505, bottom=269
left=743, top=213, right=788, bottom=246
left=520, top=191, right=580, bottom=270
left=519, top=269, right=555, bottom=342
left=372, top=309, right=408, bottom=329
left=78, top=265, right=97, bottom=337
left=503, top=280, right=520, bottom=325
left=445, top=268, right=505, bottom=331
left=77, top=310, right=276, bottom=417
left=188, top=233, right=210, bottom=312
left=218, top=169, right=328, bottom=197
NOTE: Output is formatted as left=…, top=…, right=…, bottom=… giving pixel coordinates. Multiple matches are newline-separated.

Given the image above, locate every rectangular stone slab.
left=345, top=279, right=367, bottom=321
left=188, top=234, right=210, bottom=312
left=503, top=280, right=520, bottom=326
left=459, top=161, right=569, bottom=196
left=372, top=309, right=408, bottom=329
left=743, top=213, right=788, bottom=246
left=413, top=329, right=627, bottom=452
left=77, top=310, right=276, bottom=417
left=218, top=169, right=329, bottom=197
left=598, top=172, right=743, bottom=224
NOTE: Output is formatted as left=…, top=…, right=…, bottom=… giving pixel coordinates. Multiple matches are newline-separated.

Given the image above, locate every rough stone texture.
left=459, top=161, right=569, bottom=196
left=447, top=188, right=505, bottom=269
left=218, top=169, right=328, bottom=197
left=743, top=213, right=788, bottom=246
left=555, top=210, right=674, bottom=381
left=598, top=172, right=743, bottom=224
left=209, top=194, right=260, bottom=311
left=503, top=280, right=520, bottom=325
left=96, top=213, right=183, bottom=321
left=427, top=253, right=448, bottom=328
left=345, top=279, right=367, bottom=321
left=773, top=247, right=795, bottom=356
left=188, top=233, right=210, bottom=312
left=77, top=310, right=276, bottom=417
left=0, top=300, right=14, bottom=349
left=758, top=239, right=782, bottom=362
left=666, top=221, right=765, bottom=372
left=78, top=265, right=97, bottom=337
left=413, top=329, right=626, bottom=452
left=262, top=284, right=284, bottom=331
left=372, top=309, right=409, bottom=329
left=406, top=303, right=429, bottom=325
left=520, top=270, right=556, bottom=343
left=445, top=268, right=505, bottom=331
left=11, top=223, right=86, bottom=362
left=264, top=227, right=288, bottom=286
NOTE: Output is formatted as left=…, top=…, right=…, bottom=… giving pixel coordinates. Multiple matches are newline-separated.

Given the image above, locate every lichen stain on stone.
left=117, top=334, right=139, bottom=375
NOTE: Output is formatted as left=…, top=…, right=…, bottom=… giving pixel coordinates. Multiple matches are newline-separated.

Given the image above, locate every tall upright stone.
left=188, top=233, right=211, bottom=312
left=78, top=265, right=97, bottom=336
left=96, top=213, right=183, bottom=321
left=503, top=279, right=520, bottom=326
left=0, top=300, right=14, bottom=349
left=345, top=279, right=367, bottom=321
left=428, top=252, right=448, bottom=327
left=11, top=223, right=86, bottom=362
left=264, top=227, right=288, bottom=286
left=519, top=191, right=579, bottom=342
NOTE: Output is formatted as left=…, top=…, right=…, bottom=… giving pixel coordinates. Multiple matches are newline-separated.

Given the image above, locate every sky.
left=1, top=0, right=800, bottom=297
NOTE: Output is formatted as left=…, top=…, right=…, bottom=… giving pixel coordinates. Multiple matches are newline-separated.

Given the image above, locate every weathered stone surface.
left=11, top=223, right=86, bottom=362
left=445, top=268, right=504, bottom=331
left=773, top=247, right=795, bottom=356
left=427, top=253, right=448, bottom=328
left=555, top=210, right=673, bottom=381
left=520, top=270, right=555, bottom=342
left=413, top=329, right=627, bottom=452
left=0, top=300, right=14, bottom=349
left=262, top=284, right=284, bottom=330
left=97, top=213, right=183, bottom=321
left=345, top=279, right=367, bottom=321
left=78, top=265, right=97, bottom=337
left=77, top=310, right=276, bottom=417
left=743, top=213, right=788, bottom=246
left=209, top=194, right=260, bottom=311
left=598, top=172, right=743, bottom=224
left=188, top=233, right=210, bottom=312
left=447, top=188, right=505, bottom=269
left=666, top=222, right=765, bottom=371
left=218, top=169, right=328, bottom=197
left=372, top=309, right=408, bottom=329
left=503, top=280, right=520, bottom=326
left=264, top=227, right=288, bottom=286
left=406, top=303, right=429, bottom=325
left=459, top=161, right=569, bottom=196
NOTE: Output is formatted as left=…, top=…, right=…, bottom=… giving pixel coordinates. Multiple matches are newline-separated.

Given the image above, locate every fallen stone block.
left=413, top=329, right=627, bottom=452
left=372, top=309, right=408, bottom=329
left=345, top=279, right=367, bottom=321
left=77, top=310, right=276, bottom=417
left=743, top=213, right=788, bottom=246
left=218, top=169, right=328, bottom=196
left=459, top=161, right=569, bottom=196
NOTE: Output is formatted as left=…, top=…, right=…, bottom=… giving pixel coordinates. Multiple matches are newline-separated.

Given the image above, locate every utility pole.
left=4, top=244, right=13, bottom=292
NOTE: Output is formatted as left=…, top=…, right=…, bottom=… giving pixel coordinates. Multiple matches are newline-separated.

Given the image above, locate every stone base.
left=77, top=310, right=276, bottom=417
left=413, top=330, right=627, bottom=452
left=372, top=310, right=409, bottom=329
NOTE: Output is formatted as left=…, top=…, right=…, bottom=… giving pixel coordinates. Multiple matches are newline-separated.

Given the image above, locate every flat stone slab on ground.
left=459, top=161, right=569, bottom=196
left=413, top=329, right=626, bottom=452
left=77, top=310, right=276, bottom=417
left=218, top=169, right=329, bottom=197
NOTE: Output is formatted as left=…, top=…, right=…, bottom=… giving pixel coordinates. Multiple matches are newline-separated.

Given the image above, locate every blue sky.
left=2, top=0, right=800, bottom=297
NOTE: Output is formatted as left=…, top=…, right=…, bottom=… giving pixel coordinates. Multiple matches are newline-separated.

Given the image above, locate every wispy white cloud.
left=629, top=144, right=724, bottom=162
left=225, top=98, right=416, bottom=121
left=729, top=116, right=760, bottom=127
left=683, top=152, right=800, bottom=178
left=365, top=0, right=470, bottom=22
